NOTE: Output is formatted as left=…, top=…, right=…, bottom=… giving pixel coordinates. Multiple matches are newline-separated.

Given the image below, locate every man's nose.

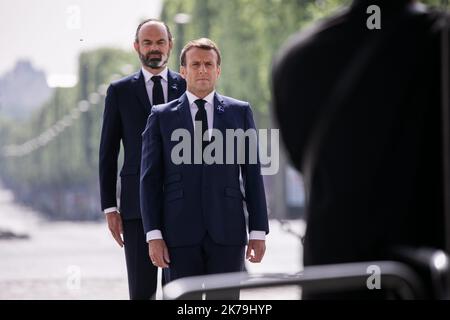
left=199, top=64, right=207, bottom=73
left=150, top=43, right=159, bottom=51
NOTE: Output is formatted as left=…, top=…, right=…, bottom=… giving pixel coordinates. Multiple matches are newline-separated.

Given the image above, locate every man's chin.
left=146, top=62, right=164, bottom=69
left=195, top=87, right=214, bottom=95
left=196, top=80, right=210, bottom=85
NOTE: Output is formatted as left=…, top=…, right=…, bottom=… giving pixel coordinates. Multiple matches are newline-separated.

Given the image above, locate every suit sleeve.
left=99, top=84, right=122, bottom=211
left=140, top=109, right=164, bottom=234
left=241, top=103, right=269, bottom=234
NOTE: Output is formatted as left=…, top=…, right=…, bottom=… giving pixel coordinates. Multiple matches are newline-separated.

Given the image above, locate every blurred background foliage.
left=0, top=0, right=442, bottom=219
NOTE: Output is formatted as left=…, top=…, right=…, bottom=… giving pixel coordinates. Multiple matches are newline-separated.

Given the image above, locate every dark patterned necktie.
left=194, top=99, right=209, bottom=152
left=151, top=75, right=164, bottom=106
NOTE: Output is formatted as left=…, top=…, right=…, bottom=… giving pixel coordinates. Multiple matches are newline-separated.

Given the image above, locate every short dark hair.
left=135, top=19, right=172, bottom=43
left=180, top=38, right=222, bottom=67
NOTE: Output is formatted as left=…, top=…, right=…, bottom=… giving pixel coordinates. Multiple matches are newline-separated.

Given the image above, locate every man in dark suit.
left=140, top=38, right=269, bottom=299
left=272, top=0, right=448, bottom=297
left=99, top=19, right=186, bottom=300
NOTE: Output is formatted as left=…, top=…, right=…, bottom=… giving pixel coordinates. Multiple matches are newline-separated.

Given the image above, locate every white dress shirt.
left=141, top=66, right=169, bottom=106
left=147, top=90, right=266, bottom=243
left=103, top=67, right=169, bottom=215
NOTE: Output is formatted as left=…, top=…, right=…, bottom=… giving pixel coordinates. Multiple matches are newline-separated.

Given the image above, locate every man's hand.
left=246, top=240, right=266, bottom=263
left=149, top=239, right=170, bottom=268
left=106, top=212, right=124, bottom=247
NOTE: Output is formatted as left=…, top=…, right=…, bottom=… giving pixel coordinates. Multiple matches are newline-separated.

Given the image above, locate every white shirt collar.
left=141, top=66, right=168, bottom=83
left=186, top=90, right=215, bottom=107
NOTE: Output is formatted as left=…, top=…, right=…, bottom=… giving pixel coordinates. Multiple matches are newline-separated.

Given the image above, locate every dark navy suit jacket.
left=140, top=92, right=269, bottom=247
left=99, top=69, right=186, bottom=220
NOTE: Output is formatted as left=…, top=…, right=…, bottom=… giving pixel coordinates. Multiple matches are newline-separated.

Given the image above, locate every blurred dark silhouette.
left=272, top=0, right=449, bottom=298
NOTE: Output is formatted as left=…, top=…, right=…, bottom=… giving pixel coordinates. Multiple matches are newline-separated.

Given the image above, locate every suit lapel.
left=213, top=92, right=226, bottom=133
left=168, top=69, right=182, bottom=102
left=132, top=70, right=152, bottom=114
left=177, top=93, right=195, bottom=137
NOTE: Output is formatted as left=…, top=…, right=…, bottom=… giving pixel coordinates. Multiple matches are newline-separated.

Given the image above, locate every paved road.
left=0, top=188, right=304, bottom=300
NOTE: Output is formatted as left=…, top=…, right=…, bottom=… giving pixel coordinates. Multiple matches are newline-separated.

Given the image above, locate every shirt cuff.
left=146, top=230, right=163, bottom=242
left=249, top=230, right=266, bottom=240
left=104, top=207, right=119, bottom=214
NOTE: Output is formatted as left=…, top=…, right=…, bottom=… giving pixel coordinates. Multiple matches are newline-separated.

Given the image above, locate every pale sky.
left=0, top=0, right=163, bottom=87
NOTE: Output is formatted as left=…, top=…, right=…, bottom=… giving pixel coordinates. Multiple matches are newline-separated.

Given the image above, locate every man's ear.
left=217, top=65, right=221, bottom=78
left=169, top=39, right=173, bottom=50
left=133, top=41, right=139, bottom=53
left=180, top=66, right=186, bottom=79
